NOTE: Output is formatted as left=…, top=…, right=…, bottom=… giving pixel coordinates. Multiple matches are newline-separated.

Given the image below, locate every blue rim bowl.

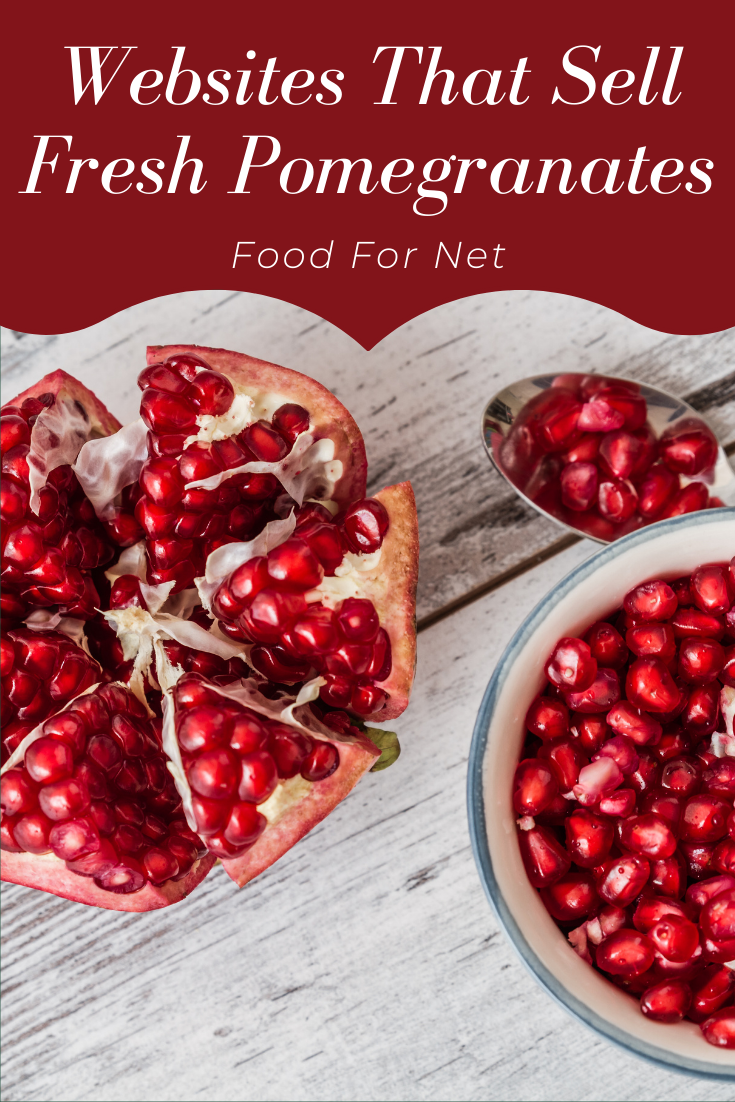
left=468, top=508, right=735, bottom=1079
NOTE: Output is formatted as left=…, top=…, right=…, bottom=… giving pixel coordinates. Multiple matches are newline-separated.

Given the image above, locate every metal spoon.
left=481, top=373, right=735, bottom=544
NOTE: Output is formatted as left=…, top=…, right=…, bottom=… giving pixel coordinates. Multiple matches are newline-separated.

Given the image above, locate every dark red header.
left=2, top=0, right=732, bottom=346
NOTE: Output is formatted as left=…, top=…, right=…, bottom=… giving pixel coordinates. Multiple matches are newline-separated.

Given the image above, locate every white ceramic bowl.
left=468, top=508, right=735, bottom=1078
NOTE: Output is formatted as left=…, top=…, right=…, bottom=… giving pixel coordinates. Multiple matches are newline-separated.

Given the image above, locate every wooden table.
left=2, top=293, right=734, bottom=1102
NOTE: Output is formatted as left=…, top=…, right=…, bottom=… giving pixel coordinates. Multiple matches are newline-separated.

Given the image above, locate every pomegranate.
left=2, top=348, right=418, bottom=910
left=493, top=374, right=722, bottom=539
left=515, top=557, right=735, bottom=1047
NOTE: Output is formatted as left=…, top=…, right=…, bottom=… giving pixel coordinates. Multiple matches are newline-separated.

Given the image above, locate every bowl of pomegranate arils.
left=482, top=372, right=733, bottom=543
left=468, top=509, right=735, bottom=1077
left=0, top=346, right=418, bottom=911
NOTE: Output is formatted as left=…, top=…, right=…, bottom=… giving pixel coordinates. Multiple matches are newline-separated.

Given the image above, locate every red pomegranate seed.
left=594, top=735, right=639, bottom=776
left=513, top=759, right=558, bottom=815
left=598, top=478, right=638, bottom=523
left=637, top=464, right=679, bottom=519
left=570, top=714, right=610, bottom=754
left=584, top=622, right=628, bottom=669
left=545, top=637, right=597, bottom=693
left=639, top=787, right=682, bottom=827
left=139, top=457, right=185, bottom=510
left=244, top=588, right=308, bottom=643
left=681, top=681, right=720, bottom=737
left=540, top=870, right=598, bottom=922
left=177, top=706, right=228, bottom=752
left=640, top=980, right=692, bottom=1022
left=0, top=769, right=38, bottom=815
left=137, top=364, right=190, bottom=394
left=618, top=812, right=677, bottom=860
left=564, top=668, right=620, bottom=713
left=24, top=737, right=74, bottom=784
left=223, top=800, right=267, bottom=846
left=560, top=462, right=598, bottom=511
left=49, top=816, right=100, bottom=861
left=661, top=481, right=709, bottom=518
left=625, top=657, right=681, bottom=714
left=341, top=499, right=389, bottom=555
left=605, top=702, right=661, bottom=746
left=688, top=965, right=735, bottom=1023
left=187, top=369, right=234, bottom=416
left=228, top=556, right=270, bottom=605
left=572, top=757, right=624, bottom=806
left=320, top=675, right=352, bottom=709
left=700, top=1008, right=735, bottom=1048
left=237, top=750, right=279, bottom=801
left=649, top=913, right=700, bottom=962
left=534, top=393, right=583, bottom=453
left=525, top=697, right=569, bottom=740
left=565, top=809, right=614, bottom=867
left=272, top=403, right=309, bottom=442
left=626, top=623, right=676, bottom=661
left=519, top=824, right=571, bottom=888
left=713, top=840, right=735, bottom=877
left=538, top=737, right=587, bottom=789
left=301, top=742, right=339, bottom=781
left=179, top=442, right=223, bottom=482
left=659, top=418, right=718, bottom=477
left=679, top=638, right=725, bottom=683
left=649, top=853, right=687, bottom=898
left=13, top=810, right=53, bottom=853
left=187, top=749, right=239, bottom=800
left=577, top=399, right=625, bottom=433
left=596, top=929, right=655, bottom=976
left=228, top=713, right=267, bottom=755
left=92, top=856, right=146, bottom=893
left=337, top=597, right=379, bottom=643
left=599, top=430, right=644, bottom=481
left=679, top=794, right=729, bottom=844
left=660, top=755, right=701, bottom=798
left=700, top=889, right=735, bottom=943
left=291, top=606, right=340, bottom=655
left=595, top=855, right=650, bottom=906
left=691, top=564, right=733, bottom=615
left=703, top=760, right=735, bottom=802
left=598, top=788, right=637, bottom=817
left=142, top=847, right=179, bottom=885
left=624, top=580, right=677, bottom=622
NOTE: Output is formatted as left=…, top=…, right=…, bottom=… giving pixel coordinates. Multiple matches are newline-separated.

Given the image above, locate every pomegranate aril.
left=687, top=965, right=735, bottom=1023
left=661, top=481, right=709, bottom=518
left=679, top=795, right=729, bottom=844
left=559, top=462, right=598, bottom=511
left=341, top=498, right=389, bottom=554
left=700, top=1008, right=735, bottom=1048
left=659, top=418, right=718, bottom=477
left=223, top=801, right=267, bottom=846
left=660, top=756, right=701, bottom=799
left=637, top=464, right=679, bottom=519
left=25, top=737, right=73, bottom=784
left=681, top=681, right=720, bottom=738
left=596, top=929, right=655, bottom=976
left=320, top=674, right=353, bottom=709
left=626, top=623, right=676, bottom=661
left=626, top=657, right=681, bottom=714
left=564, top=668, right=620, bottom=713
left=618, top=812, right=677, bottom=860
left=167, top=836, right=199, bottom=878
left=187, top=748, right=239, bottom=800
left=713, top=840, right=735, bottom=877
left=142, top=846, right=179, bottom=885
left=140, top=389, right=197, bottom=436
left=540, top=870, right=598, bottom=922
left=690, top=564, right=733, bottom=616
left=268, top=729, right=312, bottom=780
left=513, top=759, right=558, bottom=815
left=539, top=737, right=587, bottom=789
left=595, top=854, right=650, bottom=906
left=606, top=702, right=661, bottom=746
left=640, top=788, right=682, bottom=829
left=700, top=889, right=735, bottom=943
left=294, top=738, right=338, bottom=782
left=519, top=824, right=571, bottom=888
left=48, top=816, right=101, bottom=861
left=650, top=853, right=688, bottom=898
left=640, top=980, right=692, bottom=1022
left=570, top=713, right=610, bottom=754
left=186, top=369, right=234, bottom=416
left=565, top=809, right=614, bottom=867
left=244, top=588, right=308, bottom=644
left=598, top=788, right=637, bottom=818
left=13, top=810, right=53, bottom=853
left=545, top=637, right=597, bottom=693
left=203, top=830, right=251, bottom=860
left=678, top=638, right=725, bottom=683
left=272, top=403, right=309, bottom=443
left=0, top=769, right=38, bottom=815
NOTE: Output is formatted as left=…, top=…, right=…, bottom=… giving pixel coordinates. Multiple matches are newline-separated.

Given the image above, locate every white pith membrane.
left=73, top=375, right=344, bottom=522
left=27, top=397, right=95, bottom=512
left=22, top=609, right=91, bottom=655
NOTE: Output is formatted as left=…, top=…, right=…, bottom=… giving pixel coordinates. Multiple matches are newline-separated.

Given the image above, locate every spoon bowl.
left=481, top=373, right=734, bottom=543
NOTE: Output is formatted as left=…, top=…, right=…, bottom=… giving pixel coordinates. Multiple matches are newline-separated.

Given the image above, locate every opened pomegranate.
left=514, top=557, right=735, bottom=1047
left=496, top=374, right=723, bottom=541
left=1, top=347, right=418, bottom=911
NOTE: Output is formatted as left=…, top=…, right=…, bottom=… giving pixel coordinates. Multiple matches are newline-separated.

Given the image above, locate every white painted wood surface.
left=2, top=293, right=734, bottom=1101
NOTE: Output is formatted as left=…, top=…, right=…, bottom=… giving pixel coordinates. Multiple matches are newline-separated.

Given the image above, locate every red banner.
left=2, top=1, right=732, bottom=346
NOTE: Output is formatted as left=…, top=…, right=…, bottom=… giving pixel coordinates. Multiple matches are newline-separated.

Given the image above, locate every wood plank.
left=2, top=541, right=732, bottom=1102
left=2, top=294, right=733, bottom=623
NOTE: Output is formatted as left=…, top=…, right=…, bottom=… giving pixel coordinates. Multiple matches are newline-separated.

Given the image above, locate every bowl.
left=467, top=508, right=735, bottom=1078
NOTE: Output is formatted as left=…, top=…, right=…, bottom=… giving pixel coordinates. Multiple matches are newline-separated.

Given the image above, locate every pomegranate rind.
left=356, top=481, right=419, bottom=721
left=0, top=850, right=217, bottom=911
left=146, top=344, right=367, bottom=507
left=220, top=736, right=380, bottom=887
left=2, top=369, right=121, bottom=437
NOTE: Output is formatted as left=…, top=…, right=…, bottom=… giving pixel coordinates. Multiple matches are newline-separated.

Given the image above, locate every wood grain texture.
left=2, top=292, right=733, bottom=621
left=2, top=542, right=733, bottom=1102
left=2, top=293, right=734, bottom=1101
